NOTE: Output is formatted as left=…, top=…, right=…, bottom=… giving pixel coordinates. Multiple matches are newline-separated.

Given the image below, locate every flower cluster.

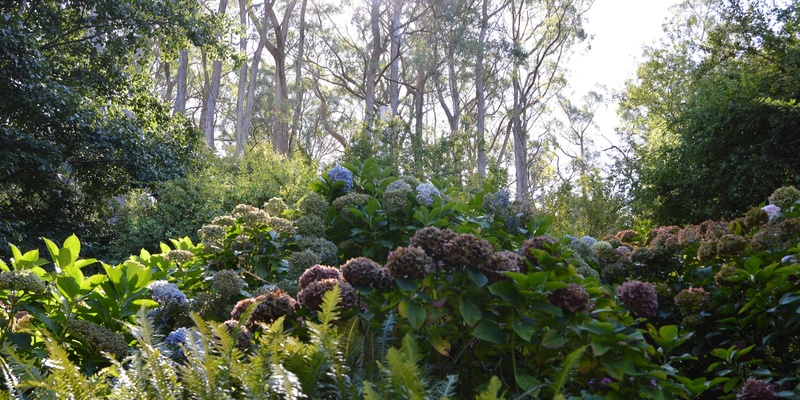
left=410, top=226, right=457, bottom=262
left=615, top=230, right=638, bottom=245
left=295, top=215, right=326, bottom=238
left=415, top=183, right=441, bottom=206
left=265, top=216, right=296, bottom=236
left=385, top=246, right=433, bottom=279
left=211, top=270, right=246, bottom=299
left=328, top=165, right=354, bottom=192
left=332, top=192, right=369, bottom=212
left=164, top=327, right=191, bottom=348
left=299, top=265, right=343, bottom=289
left=298, top=278, right=357, bottom=312
left=717, top=234, right=748, bottom=257
left=386, top=179, right=412, bottom=192
left=230, top=289, right=299, bottom=325
left=382, top=189, right=409, bottom=216
left=298, top=237, right=339, bottom=265
left=67, top=319, right=128, bottom=359
left=148, top=280, right=188, bottom=307
left=616, top=280, right=658, bottom=319
left=264, top=197, right=288, bottom=217
left=714, top=265, right=739, bottom=286
left=0, top=270, right=45, bottom=294
left=221, top=320, right=252, bottom=350
left=241, top=208, right=269, bottom=227
left=581, top=235, right=598, bottom=246
left=768, top=185, right=800, bottom=211
left=744, top=207, right=769, bottom=229
left=482, top=189, right=510, bottom=215
left=340, top=257, right=392, bottom=290
left=674, top=287, right=710, bottom=316
left=548, top=283, right=590, bottom=313
left=737, top=378, right=776, bottom=400
left=232, top=204, right=259, bottom=218
left=442, top=233, right=493, bottom=269
left=287, top=250, right=321, bottom=280
left=198, top=224, right=227, bottom=245
left=212, top=215, right=237, bottom=227
left=521, top=235, right=556, bottom=266
left=696, top=240, right=718, bottom=262
left=164, top=249, right=193, bottom=264
left=297, top=193, right=328, bottom=218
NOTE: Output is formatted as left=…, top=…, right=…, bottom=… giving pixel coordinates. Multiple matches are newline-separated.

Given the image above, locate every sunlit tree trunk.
left=290, top=0, right=308, bottom=154
left=389, top=0, right=403, bottom=116
left=202, top=0, right=230, bottom=151
left=235, top=0, right=249, bottom=156
left=174, top=49, right=189, bottom=114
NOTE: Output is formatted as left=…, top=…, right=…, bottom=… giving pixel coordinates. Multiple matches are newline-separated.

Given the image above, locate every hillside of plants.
left=1, top=158, right=800, bottom=399
left=4, top=0, right=800, bottom=398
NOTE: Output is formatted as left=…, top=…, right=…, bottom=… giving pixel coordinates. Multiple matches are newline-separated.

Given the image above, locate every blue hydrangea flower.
left=415, top=183, right=441, bottom=206
left=483, top=189, right=510, bottom=215
left=328, top=165, right=354, bottom=192
left=762, top=204, right=781, bottom=222
left=580, top=235, right=597, bottom=246
left=386, top=179, right=412, bottom=193
left=165, top=327, right=190, bottom=348
left=148, top=281, right=188, bottom=307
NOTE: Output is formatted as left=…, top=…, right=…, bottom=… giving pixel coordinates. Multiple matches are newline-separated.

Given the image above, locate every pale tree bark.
left=312, top=77, right=348, bottom=148
left=265, top=0, right=297, bottom=155
left=290, top=0, right=309, bottom=153
left=476, top=0, right=489, bottom=179
left=235, top=0, right=249, bottom=157
left=508, top=0, right=592, bottom=201
left=389, top=0, right=403, bottom=116
left=241, top=3, right=270, bottom=154
left=364, top=0, right=381, bottom=126
left=174, top=49, right=189, bottom=114
left=202, top=0, right=230, bottom=151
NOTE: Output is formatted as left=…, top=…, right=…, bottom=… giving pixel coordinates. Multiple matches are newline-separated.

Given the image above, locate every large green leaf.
left=472, top=319, right=504, bottom=344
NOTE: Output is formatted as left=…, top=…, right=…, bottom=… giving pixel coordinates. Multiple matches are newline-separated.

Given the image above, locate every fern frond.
left=548, top=345, right=586, bottom=398
left=376, top=312, right=395, bottom=362
left=430, top=375, right=458, bottom=399
left=269, top=363, right=307, bottom=400
left=37, top=335, right=109, bottom=399
left=0, top=353, right=22, bottom=400
left=475, top=376, right=506, bottom=400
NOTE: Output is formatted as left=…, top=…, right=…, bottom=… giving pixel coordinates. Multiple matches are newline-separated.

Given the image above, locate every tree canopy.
left=619, top=0, right=800, bottom=225
left=0, top=0, right=228, bottom=253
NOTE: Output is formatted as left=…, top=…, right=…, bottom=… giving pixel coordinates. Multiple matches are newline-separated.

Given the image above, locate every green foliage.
left=619, top=1, right=800, bottom=224
left=0, top=0, right=230, bottom=259
left=109, top=147, right=315, bottom=262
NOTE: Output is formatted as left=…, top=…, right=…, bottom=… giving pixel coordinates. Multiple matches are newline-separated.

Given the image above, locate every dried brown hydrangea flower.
left=297, top=278, right=357, bottom=311
left=341, top=257, right=393, bottom=290
left=299, top=264, right=343, bottom=289
left=548, top=283, right=590, bottom=313
left=443, top=233, right=494, bottom=269
left=385, top=246, right=433, bottom=279
left=616, top=280, right=658, bottom=319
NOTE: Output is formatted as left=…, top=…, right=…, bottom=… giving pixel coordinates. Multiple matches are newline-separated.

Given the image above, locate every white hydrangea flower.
left=762, top=204, right=781, bottom=222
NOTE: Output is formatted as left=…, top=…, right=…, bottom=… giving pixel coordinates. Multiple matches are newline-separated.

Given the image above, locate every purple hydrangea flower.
left=148, top=281, right=188, bottom=307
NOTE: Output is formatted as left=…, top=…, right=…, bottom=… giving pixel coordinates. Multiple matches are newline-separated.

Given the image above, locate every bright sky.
left=565, top=0, right=682, bottom=146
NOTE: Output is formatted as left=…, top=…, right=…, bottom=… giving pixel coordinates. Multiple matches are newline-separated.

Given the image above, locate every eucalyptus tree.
left=504, top=0, right=592, bottom=200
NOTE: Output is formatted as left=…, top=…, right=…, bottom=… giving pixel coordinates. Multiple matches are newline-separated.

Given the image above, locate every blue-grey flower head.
left=328, top=165, right=354, bottom=192
left=148, top=280, right=188, bottom=307
left=415, top=182, right=441, bottom=206
left=386, top=179, right=412, bottom=193
left=483, top=189, right=510, bottom=215
left=164, top=327, right=190, bottom=348
left=581, top=235, right=597, bottom=246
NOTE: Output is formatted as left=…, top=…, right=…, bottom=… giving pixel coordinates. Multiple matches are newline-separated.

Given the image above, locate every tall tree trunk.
left=413, top=64, right=426, bottom=173
left=476, top=0, right=488, bottom=179
left=174, top=49, right=189, bottom=114
left=513, top=67, right=529, bottom=200
left=389, top=0, right=403, bottom=116
left=241, top=4, right=270, bottom=153
left=364, top=0, right=381, bottom=125
left=202, top=0, right=230, bottom=151
left=290, top=0, right=308, bottom=153
left=235, top=0, right=249, bottom=157
left=265, top=0, right=297, bottom=155
left=447, top=51, right=460, bottom=133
